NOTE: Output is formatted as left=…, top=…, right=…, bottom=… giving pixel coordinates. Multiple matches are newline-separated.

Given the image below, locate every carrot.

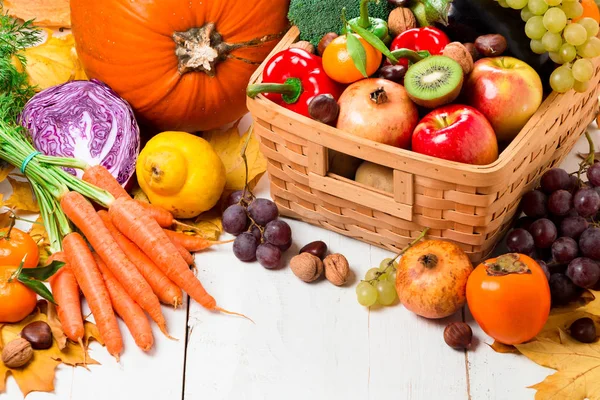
left=48, top=252, right=84, bottom=343
left=82, top=165, right=174, bottom=227
left=97, top=210, right=183, bottom=307
left=108, top=197, right=219, bottom=310
left=93, top=253, right=154, bottom=351
left=163, top=229, right=227, bottom=252
left=63, top=232, right=122, bottom=359
left=60, top=191, right=169, bottom=335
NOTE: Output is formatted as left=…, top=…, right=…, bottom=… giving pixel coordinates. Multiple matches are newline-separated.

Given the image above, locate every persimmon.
left=0, top=265, right=38, bottom=323
left=322, top=34, right=383, bottom=84
left=0, top=225, right=40, bottom=269
left=466, top=253, right=551, bottom=345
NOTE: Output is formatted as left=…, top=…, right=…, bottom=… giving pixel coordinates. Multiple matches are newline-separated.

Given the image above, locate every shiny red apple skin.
left=412, top=104, right=499, bottom=165
left=465, top=57, right=543, bottom=143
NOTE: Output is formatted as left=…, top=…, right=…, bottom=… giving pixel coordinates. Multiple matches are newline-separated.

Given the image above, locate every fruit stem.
left=418, top=253, right=439, bottom=269
left=370, top=87, right=389, bottom=104
left=358, top=0, right=373, bottom=29
left=2, top=212, right=16, bottom=240
left=387, top=227, right=429, bottom=268
left=390, top=48, right=431, bottom=64
left=585, top=131, right=595, bottom=165
left=246, top=78, right=303, bottom=104
left=8, top=256, right=26, bottom=283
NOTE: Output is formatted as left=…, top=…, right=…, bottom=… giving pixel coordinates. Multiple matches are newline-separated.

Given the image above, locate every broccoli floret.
left=288, top=0, right=395, bottom=46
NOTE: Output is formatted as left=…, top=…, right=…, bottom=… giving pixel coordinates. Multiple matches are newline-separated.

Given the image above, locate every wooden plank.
left=393, top=169, right=414, bottom=205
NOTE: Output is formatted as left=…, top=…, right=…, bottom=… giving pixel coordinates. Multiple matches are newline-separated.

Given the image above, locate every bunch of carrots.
left=0, top=118, right=235, bottom=360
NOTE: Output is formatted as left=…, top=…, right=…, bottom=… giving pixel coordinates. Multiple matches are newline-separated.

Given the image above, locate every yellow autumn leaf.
left=2, top=0, right=70, bottom=28
left=0, top=161, right=13, bottom=183
left=20, top=29, right=87, bottom=91
left=29, top=216, right=51, bottom=267
left=174, top=207, right=223, bottom=241
left=4, top=177, right=39, bottom=213
left=204, top=124, right=267, bottom=192
left=0, top=305, right=101, bottom=397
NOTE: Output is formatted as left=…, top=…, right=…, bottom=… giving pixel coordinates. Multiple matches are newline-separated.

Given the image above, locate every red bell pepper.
left=390, top=27, right=450, bottom=68
left=246, top=48, right=343, bottom=118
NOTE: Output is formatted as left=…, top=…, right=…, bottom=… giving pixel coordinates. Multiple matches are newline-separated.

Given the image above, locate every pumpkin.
left=70, top=0, right=290, bottom=132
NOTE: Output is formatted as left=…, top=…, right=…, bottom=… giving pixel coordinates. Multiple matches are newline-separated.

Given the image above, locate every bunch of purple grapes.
left=222, top=190, right=292, bottom=269
left=506, top=164, right=600, bottom=306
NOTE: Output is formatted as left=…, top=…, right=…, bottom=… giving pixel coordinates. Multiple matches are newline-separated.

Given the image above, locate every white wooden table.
left=3, top=119, right=599, bottom=400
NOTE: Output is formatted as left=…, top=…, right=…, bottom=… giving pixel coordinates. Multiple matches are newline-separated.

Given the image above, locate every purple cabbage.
left=19, top=79, right=140, bottom=185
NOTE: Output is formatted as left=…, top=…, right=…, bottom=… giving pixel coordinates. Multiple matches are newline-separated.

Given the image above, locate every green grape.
left=379, top=258, right=398, bottom=271
left=365, top=268, right=380, bottom=281
left=526, top=16, right=548, bottom=39
left=387, top=270, right=397, bottom=283
left=550, top=66, right=575, bottom=93
left=498, top=0, right=510, bottom=7
left=544, top=0, right=562, bottom=5
left=573, top=79, right=590, bottom=93
left=543, top=8, right=567, bottom=33
left=549, top=51, right=564, bottom=63
left=559, top=43, right=577, bottom=62
left=378, top=273, right=389, bottom=281
left=531, top=39, right=547, bottom=54
left=528, top=0, right=549, bottom=15
left=521, top=6, right=535, bottom=21
left=508, top=0, right=530, bottom=8
left=577, top=36, right=600, bottom=58
left=375, top=280, right=397, bottom=306
left=564, top=23, right=588, bottom=46
left=572, top=58, right=594, bottom=82
left=356, top=281, right=378, bottom=306
left=578, top=18, right=600, bottom=38
left=562, top=0, right=578, bottom=3
left=542, top=31, right=563, bottom=51
left=561, top=1, right=584, bottom=19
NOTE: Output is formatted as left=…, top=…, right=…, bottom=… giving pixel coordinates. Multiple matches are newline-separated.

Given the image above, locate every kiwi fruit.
left=404, top=56, right=464, bottom=108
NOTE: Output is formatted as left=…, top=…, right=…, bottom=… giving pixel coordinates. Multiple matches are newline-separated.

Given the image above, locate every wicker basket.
left=246, top=26, right=600, bottom=263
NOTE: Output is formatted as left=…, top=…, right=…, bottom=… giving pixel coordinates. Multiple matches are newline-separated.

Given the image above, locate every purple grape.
left=515, top=216, right=535, bottom=231
left=233, top=232, right=258, bottom=262
left=223, top=190, right=253, bottom=210
left=537, top=260, right=551, bottom=281
left=567, top=257, right=600, bottom=288
left=549, top=273, right=579, bottom=305
left=506, top=228, right=535, bottom=254
left=587, top=163, right=600, bottom=187
left=547, top=190, right=573, bottom=216
left=222, top=205, right=248, bottom=236
left=528, top=218, right=558, bottom=249
left=579, top=228, right=600, bottom=260
left=521, top=190, right=547, bottom=218
left=248, top=198, right=279, bottom=226
left=264, top=220, right=292, bottom=246
left=256, top=243, right=282, bottom=269
left=560, top=216, right=588, bottom=239
left=249, top=225, right=262, bottom=243
left=568, top=174, right=581, bottom=193
left=551, top=237, right=579, bottom=264
left=277, top=240, right=292, bottom=252
left=541, top=168, right=571, bottom=193
left=573, top=188, right=600, bottom=217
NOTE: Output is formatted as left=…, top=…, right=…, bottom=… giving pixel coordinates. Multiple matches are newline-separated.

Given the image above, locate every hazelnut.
left=474, top=34, right=508, bottom=57
left=2, top=337, right=33, bottom=369
left=290, top=40, right=316, bottom=54
left=463, top=43, right=481, bottom=62
left=323, top=254, right=350, bottom=286
left=21, top=321, right=53, bottom=350
left=388, top=7, right=417, bottom=37
left=443, top=322, right=473, bottom=350
left=442, top=42, right=474, bottom=75
left=317, top=33, right=338, bottom=56
left=290, top=253, right=323, bottom=282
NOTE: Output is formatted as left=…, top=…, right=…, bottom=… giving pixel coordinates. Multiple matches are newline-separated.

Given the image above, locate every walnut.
left=2, top=338, right=33, bottom=369
left=388, top=8, right=417, bottom=37
left=442, top=42, right=474, bottom=75
left=290, top=253, right=323, bottom=282
left=290, top=41, right=316, bottom=54
left=323, top=254, right=350, bottom=286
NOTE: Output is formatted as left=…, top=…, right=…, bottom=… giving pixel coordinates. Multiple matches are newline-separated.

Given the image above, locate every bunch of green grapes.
left=355, top=258, right=398, bottom=307
left=498, top=0, right=600, bottom=93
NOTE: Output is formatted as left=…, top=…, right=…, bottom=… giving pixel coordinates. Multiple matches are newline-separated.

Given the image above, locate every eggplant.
left=436, top=0, right=554, bottom=87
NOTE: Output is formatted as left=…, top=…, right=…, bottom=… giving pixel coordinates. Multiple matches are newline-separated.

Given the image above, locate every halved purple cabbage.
left=19, top=79, right=140, bottom=186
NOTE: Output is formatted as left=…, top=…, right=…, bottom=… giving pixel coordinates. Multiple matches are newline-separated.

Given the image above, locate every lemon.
left=136, top=131, right=226, bottom=219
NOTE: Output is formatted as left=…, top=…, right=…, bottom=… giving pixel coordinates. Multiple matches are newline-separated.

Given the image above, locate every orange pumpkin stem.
left=484, top=253, right=532, bottom=277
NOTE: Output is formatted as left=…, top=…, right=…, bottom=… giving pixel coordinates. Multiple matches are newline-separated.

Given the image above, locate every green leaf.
left=346, top=32, right=368, bottom=78
left=410, top=2, right=430, bottom=27
left=19, top=261, right=64, bottom=281
left=18, top=277, right=56, bottom=304
left=348, top=21, right=398, bottom=63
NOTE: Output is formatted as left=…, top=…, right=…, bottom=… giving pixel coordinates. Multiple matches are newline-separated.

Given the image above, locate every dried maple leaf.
left=36, top=301, right=67, bottom=350
left=28, top=216, right=51, bottom=266
left=20, top=29, right=87, bottom=91
left=0, top=306, right=101, bottom=397
left=490, top=341, right=519, bottom=354
left=204, top=123, right=267, bottom=192
left=175, top=207, right=223, bottom=241
left=4, top=177, right=39, bottom=213
left=0, top=161, right=13, bottom=183
left=2, top=0, right=70, bottom=28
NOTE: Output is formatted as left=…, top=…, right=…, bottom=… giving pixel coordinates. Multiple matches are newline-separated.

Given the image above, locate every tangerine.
left=322, top=34, right=383, bottom=84
left=0, top=265, right=37, bottom=323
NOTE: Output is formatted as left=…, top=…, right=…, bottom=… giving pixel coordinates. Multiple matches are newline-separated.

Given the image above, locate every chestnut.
left=377, top=65, right=407, bottom=84
left=308, top=94, right=339, bottom=126
left=21, top=321, right=53, bottom=350
left=299, top=240, right=328, bottom=260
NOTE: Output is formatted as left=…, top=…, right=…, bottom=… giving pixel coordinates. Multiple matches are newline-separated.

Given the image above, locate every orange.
left=322, top=34, right=383, bottom=84
left=573, top=0, right=600, bottom=23
left=0, top=227, right=40, bottom=269
left=0, top=265, right=38, bottom=323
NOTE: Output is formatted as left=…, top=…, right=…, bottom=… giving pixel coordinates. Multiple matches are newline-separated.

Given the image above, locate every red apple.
left=412, top=104, right=499, bottom=165
left=465, top=57, right=543, bottom=143
left=336, top=78, right=418, bottom=149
